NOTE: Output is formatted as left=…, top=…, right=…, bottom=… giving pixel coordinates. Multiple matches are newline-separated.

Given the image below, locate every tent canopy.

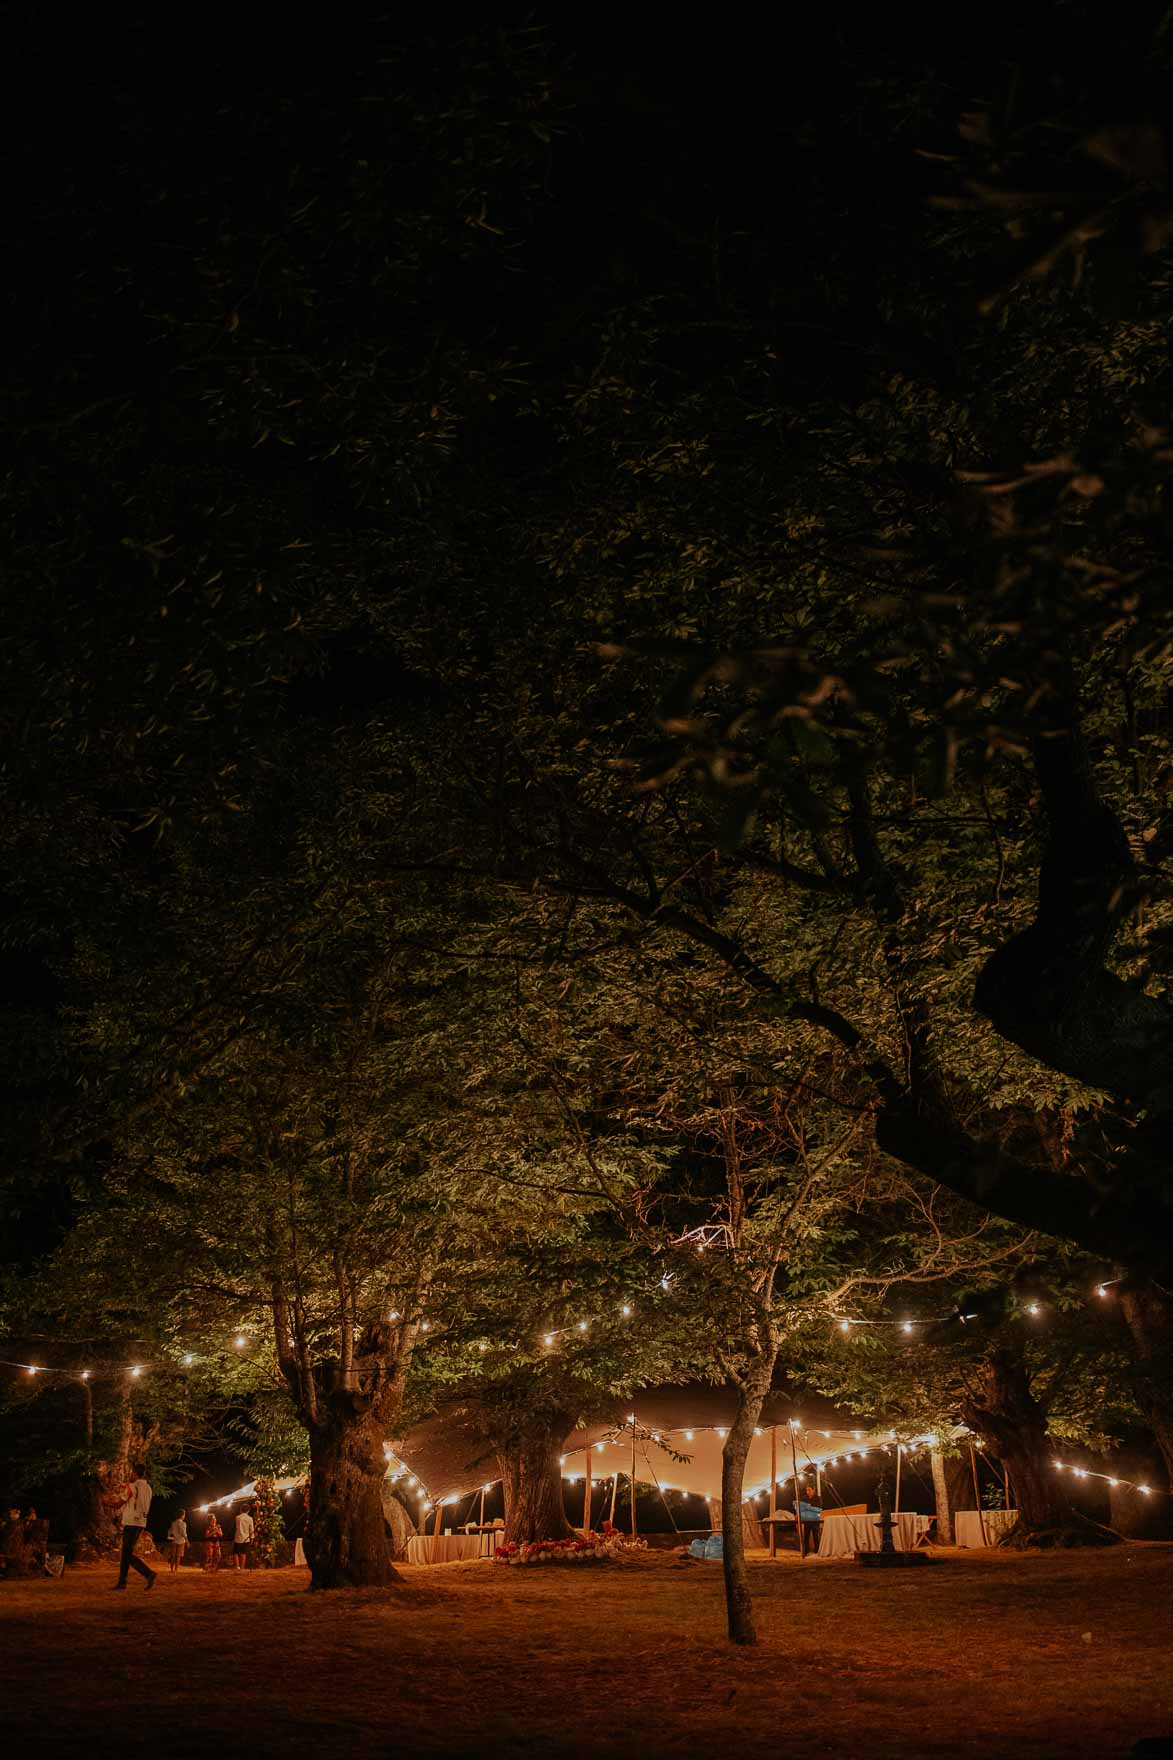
left=392, top=1385, right=944, bottom=1510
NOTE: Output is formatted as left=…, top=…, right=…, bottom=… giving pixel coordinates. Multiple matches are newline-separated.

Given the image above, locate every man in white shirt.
left=114, top=1464, right=157, bottom=1591
left=233, top=1507, right=254, bottom=1571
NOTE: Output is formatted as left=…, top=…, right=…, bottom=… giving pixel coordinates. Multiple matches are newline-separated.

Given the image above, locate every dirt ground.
left=2, top=1545, right=1171, bottom=1759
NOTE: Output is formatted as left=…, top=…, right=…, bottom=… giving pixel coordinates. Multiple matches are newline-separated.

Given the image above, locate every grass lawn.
left=2, top=1545, right=1171, bottom=1758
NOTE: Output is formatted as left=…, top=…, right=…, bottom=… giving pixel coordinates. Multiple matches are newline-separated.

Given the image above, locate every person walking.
left=233, top=1506, right=254, bottom=1571
left=167, top=1509, right=188, bottom=1573
left=203, top=1510, right=223, bottom=1572
left=113, top=1463, right=157, bottom=1591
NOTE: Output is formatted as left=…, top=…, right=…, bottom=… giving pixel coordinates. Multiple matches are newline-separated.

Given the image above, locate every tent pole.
left=630, top=1418, right=638, bottom=1539
left=969, top=1441, right=989, bottom=1546
left=608, top=1473, right=618, bottom=1525
left=1003, top=1462, right=1011, bottom=1511
left=895, top=1445, right=902, bottom=1515
left=479, top=1485, right=486, bottom=1527
left=433, top=1501, right=443, bottom=1539
left=583, top=1450, right=592, bottom=1535
left=769, top=1425, right=778, bottom=1558
left=789, top=1425, right=805, bottom=1558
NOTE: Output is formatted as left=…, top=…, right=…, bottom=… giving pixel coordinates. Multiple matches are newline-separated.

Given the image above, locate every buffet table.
left=817, top=1512, right=931, bottom=1557
left=954, top=1508, right=1017, bottom=1548
left=406, top=1531, right=498, bottom=1565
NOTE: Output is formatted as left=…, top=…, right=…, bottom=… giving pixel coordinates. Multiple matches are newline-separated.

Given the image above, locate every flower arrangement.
left=495, top=1523, right=647, bottom=1567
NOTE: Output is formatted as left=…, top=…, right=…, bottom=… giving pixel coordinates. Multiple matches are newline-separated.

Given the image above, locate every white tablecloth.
left=817, top=1512, right=931, bottom=1557
left=406, top=1532, right=497, bottom=1565
left=294, top=1538, right=306, bottom=1566
left=954, top=1508, right=1016, bottom=1548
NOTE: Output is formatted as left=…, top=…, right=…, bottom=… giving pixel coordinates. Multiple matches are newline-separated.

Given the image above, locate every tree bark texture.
left=1119, top=1282, right=1173, bottom=1483
left=930, top=1448, right=958, bottom=1544
left=497, top=1410, right=575, bottom=1546
left=720, top=1356, right=775, bottom=1647
left=961, top=1349, right=1115, bottom=1544
left=306, top=1416, right=400, bottom=1589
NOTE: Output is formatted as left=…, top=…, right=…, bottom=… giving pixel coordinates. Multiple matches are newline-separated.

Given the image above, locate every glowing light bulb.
left=421, top=1321, right=431, bottom=1332
left=26, top=1365, right=38, bottom=1376
left=717, top=1428, right=726, bottom=1439
left=1053, top=1461, right=1064, bottom=1471
left=576, top=1320, right=588, bottom=1333
left=130, top=1366, right=142, bottom=1378
left=478, top=1342, right=487, bottom=1353
left=684, top=1431, right=694, bottom=1441
left=853, top=1431, right=862, bottom=1440
left=483, top=1483, right=492, bottom=1492
left=1027, top=1303, right=1040, bottom=1316
left=234, top=1335, right=246, bottom=1349
left=389, top=1310, right=400, bottom=1321
left=199, top=1505, right=209, bottom=1513
left=183, top=1353, right=195, bottom=1365
left=838, top=1320, right=851, bottom=1333
left=1108, top=1478, right=1119, bottom=1487
left=1096, top=1285, right=1108, bottom=1298
left=627, top=1415, right=636, bottom=1425
left=660, top=1276, right=671, bottom=1291
left=754, top=1427, right=762, bottom=1437
left=80, top=1370, right=90, bottom=1380
left=902, top=1321, right=914, bottom=1333
left=790, top=1419, right=800, bottom=1430
left=1139, top=1485, right=1152, bottom=1496
left=544, top=1334, right=555, bottom=1347
left=621, top=1304, right=632, bottom=1317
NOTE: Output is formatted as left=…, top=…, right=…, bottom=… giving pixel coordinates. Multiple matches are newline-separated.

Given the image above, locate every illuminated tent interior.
left=391, top=1385, right=936, bottom=1516
left=205, top=1386, right=945, bottom=1519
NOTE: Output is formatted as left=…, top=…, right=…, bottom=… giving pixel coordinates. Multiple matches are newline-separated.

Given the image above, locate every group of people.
left=116, top=1466, right=255, bottom=1589
left=164, top=1505, right=254, bottom=1573
left=1, top=1505, right=52, bottom=1576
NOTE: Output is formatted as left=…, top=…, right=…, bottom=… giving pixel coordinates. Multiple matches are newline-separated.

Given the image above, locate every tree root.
left=998, top=1514, right=1121, bottom=1549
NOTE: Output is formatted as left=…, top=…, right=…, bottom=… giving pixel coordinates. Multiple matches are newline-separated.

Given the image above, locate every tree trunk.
left=306, top=1416, right=400, bottom=1589
left=720, top=1356, right=775, bottom=1647
left=961, top=1348, right=1114, bottom=1545
left=497, top=1410, right=574, bottom=1545
left=381, top=1483, right=418, bottom=1558
left=1119, top=1283, right=1173, bottom=1484
left=930, top=1448, right=954, bottom=1544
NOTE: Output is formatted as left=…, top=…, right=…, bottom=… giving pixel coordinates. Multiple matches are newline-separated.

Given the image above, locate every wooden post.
left=895, top=1445, right=902, bottom=1515
left=479, top=1485, right=487, bottom=1527
left=969, top=1441, right=989, bottom=1546
left=608, top=1473, right=618, bottom=1525
left=1003, top=1462, right=1011, bottom=1511
left=816, top=1461, right=823, bottom=1503
left=433, top=1500, right=443, bottom=1539
left=789, top=1425, right=805, bottom=1558
left=769, top=1425, right=778, bottom=1559
left=583, top=1450, right=592, bottom=1535
left=630, top=1419, right=638, bottom=1539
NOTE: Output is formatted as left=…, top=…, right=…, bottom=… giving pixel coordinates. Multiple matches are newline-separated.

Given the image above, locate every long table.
left=405, top=1531, right=498, bottom=1565
left=817, top=1512, right=931, bottom=1557
left=954, top=1508, right=1017, bottom=1548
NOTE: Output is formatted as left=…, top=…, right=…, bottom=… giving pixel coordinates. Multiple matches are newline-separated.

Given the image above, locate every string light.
left=234, top=1336, right=246, bottom=1349
left=1053, top=1459, right=1166, bottom=1498
left=130, top=1366, right=142, bottom=1378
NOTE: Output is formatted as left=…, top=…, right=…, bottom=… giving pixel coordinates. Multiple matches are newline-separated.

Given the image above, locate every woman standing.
left=203, top=1510, right=223, bottom=1572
